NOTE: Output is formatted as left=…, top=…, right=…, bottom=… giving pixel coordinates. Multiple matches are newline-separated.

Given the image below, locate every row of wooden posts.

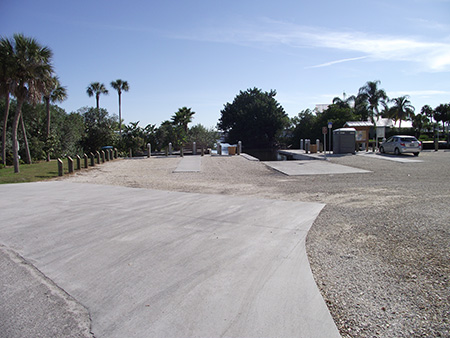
left=57, top=148, right=118, bottom=176
left=57, top=141, right=243, bottom=176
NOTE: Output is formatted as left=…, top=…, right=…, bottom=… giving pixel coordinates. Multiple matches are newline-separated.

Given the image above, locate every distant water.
left=244, top=149, right=287, bottom=161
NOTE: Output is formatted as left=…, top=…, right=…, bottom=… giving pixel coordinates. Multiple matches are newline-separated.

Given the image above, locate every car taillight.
left=418, top=141, right=422, bottom=146
left=400, top=143, right=405, bottom=146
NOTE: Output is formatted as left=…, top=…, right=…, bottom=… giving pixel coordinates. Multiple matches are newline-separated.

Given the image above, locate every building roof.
left=374, top=117, right=413, bottom=129
left=344, top=121, right=374, bottom=127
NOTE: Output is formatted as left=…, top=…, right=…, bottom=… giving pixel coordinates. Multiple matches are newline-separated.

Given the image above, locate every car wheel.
left=394, top=148, right=400, bottom=155
left=380, top=146, right=385, bottom=153
left=414, top=152, right=419, bottom=157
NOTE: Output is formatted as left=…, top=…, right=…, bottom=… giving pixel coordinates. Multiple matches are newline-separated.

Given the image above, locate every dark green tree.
left=188, top=124, right=220, bottom=150
left=434, top=103, right=450, bottom=131
left=218, top=88, right=289, bottom=148
left=412, top=113, right=430, bottom=138
left=121, top=121, right=146, bottom=154
left=289, top=109, right=318, bottom=147
left=80, top=107, right=117, bottom=153
left=155, top=120, right=176, bottom=151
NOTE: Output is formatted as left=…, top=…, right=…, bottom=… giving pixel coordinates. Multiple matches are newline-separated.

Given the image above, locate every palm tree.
left=86, top=82, right=108, bottom=110
left=171, top=107, right=195, bottom=133
left=332, top=92, right=355, bottom=109
left=43, top=76, right=67, bottom=161
left=421, top=105, right=434, bottom=123
left=110, top=79, right=129, bottom=135
left=0, top=36, right=14, bottom=165
left=358, top=80, right=388, bottom=124
left=389, top=96, right=415, bottom=129
left=10, top=34, right=53, bottom=173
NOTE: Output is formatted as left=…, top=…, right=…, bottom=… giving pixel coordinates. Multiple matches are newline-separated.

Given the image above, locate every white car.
left=379, top=135, right=422, bottom=156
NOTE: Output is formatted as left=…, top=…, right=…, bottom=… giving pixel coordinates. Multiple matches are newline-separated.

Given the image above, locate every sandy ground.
left=62, top=151, right=450, bottom=338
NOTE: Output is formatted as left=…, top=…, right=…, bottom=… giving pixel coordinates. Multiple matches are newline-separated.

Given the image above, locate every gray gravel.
left=64, top=151, right=450, bottom=337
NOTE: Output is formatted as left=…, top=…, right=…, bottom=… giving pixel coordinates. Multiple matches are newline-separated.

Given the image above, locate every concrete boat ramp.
left=0, top=181, right=340, bottom=338
left=265, top=150, right=370, bottom=176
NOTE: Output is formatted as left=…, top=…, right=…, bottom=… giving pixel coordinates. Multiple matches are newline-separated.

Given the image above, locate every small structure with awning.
left=344, top=121, right=373, bottom=151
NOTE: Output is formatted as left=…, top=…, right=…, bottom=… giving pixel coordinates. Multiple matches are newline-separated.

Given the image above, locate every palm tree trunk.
left=96, top=95, right=100, bottom=110
left=45, top=97, right=51, bottom=161
left=20, top=114, right=31, bottom=164
left=12, top=100, right=24, bottom=173
left=1, top=94, right=10, bottom=165
left=118, top=92, right=122, bottom=135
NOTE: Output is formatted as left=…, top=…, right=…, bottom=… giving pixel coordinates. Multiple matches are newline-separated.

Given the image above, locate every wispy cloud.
left=175, top=18, right=450, bottom=72
left=306, top=56, right=368, bottom=69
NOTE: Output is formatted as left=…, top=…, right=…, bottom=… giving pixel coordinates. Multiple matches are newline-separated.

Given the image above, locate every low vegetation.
left=0, top=159, right=70, bottom=184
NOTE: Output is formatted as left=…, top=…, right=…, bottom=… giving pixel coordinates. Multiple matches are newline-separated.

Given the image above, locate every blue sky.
left=2, top=0, right=450, bottom=129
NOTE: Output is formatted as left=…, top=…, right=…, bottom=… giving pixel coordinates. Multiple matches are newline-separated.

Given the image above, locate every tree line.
left=218, top=83, right=450, bottom=149
left=0, top=34, right=218, bottom=172
left=3, top=33, right=450, bottom=172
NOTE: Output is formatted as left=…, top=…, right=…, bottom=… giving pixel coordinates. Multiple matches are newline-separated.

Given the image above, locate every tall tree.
left=0, top=36, right=14, bottom=165
left=171, top=107, right=195, bottom=133
left=358, top=80, right=388, bottom=124
left=389, top=95, right=415, bottom=128
left=218, top=88, right=289, bottom=148
left=43, top=76, right=67, bottom=160
left=110, top=79, right=129, bottom=135
left=86, top=82, right=108, bottom=110
left=9, top=34, right=53, bottom=172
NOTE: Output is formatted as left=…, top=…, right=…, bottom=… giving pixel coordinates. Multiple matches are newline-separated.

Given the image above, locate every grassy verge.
left=0, top=159, right=70, bottom=184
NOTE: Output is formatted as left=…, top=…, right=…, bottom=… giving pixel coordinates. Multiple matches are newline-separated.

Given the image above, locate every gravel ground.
left=62, top=151, right=450, bottom=338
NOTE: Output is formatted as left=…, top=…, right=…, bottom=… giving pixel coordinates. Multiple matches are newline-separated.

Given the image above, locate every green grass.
left=0, top=159, right=71, bottom=184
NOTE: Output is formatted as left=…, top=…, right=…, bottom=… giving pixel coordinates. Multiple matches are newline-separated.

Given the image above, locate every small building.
left=333, top=128, right=356, bottom=154
left=344, top=121, right=373, bottom=151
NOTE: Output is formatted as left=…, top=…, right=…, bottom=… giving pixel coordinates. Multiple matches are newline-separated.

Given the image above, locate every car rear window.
left=400, top=137, right=417, bottom=142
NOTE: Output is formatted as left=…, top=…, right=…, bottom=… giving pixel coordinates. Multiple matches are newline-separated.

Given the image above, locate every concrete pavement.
left=264, top=160, right=371, bottom=176
left=0, top=181, right=340, bottom=338
left=173, top=155, right=202, bottom=172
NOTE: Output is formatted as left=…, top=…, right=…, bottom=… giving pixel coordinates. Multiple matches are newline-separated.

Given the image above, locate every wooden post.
left=96, top=151, right=100, bottom=164
left=76, top=155, right=81, bottom=170
left=68, top=156, right=74, bottom=173
left=57, top=158, right=63, bottom=176
left=105, top=149, right=110, bottom=161
left=237, top=141, right=242, bottom=155
left=193, top=142, right=196, bottom=155
left=101, top=150, right=105, bottom=163
left=110, top=149, right=114, bottom=160
left=90, top=153, right=95, bottom=166
left=129, top=148, right=132, bottom=158
left=147, top=143, right=151, bottom=158
left=180, top=147, right=184, bottom=157
left=165, top=147, right=168, bottom=156
left=84, top=154, right=88, bottom=168
left=114, top=148, right=118, bottom=159
left=201, top=147, right=204, bottom=156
